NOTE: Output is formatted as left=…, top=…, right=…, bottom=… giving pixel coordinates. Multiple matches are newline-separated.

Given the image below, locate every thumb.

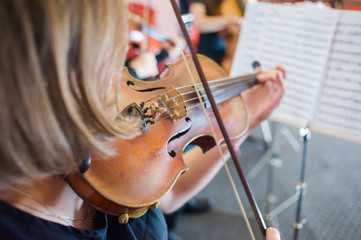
left=266, top=227, right=281, bottom=240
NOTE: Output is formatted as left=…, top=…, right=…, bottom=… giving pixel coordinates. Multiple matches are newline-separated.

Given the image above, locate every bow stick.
left=169, top=0, right=267, bottom=236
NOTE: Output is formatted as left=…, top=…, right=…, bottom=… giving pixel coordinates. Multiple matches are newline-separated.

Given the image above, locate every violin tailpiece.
left=120, top=102, right=150, bottom=132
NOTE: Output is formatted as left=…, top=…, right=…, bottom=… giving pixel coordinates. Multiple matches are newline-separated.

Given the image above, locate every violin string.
left=160, top=85, right=240, bottom=115
left=177, top=78, right=253, bottom=101
left=158, top=86, right=226, bottom=111
left=158, top=1, right=256, bottom=239
left=145, top=75, right=253, bottom=111
left=146, top=75, right=255, bottom=106
left=155, top=79, right=255, bottom=121
left=154, top=103, right=200, bottom=123
left=155, top=87, right=243, bottom=122
left=142, top=76, right=233, bottom=105
left=176, top=77, right=252, bottom=99
left=152, top=88, right=227, bottom=120
left=172, top=74, right=255, bottom=92
left=149, top=64, right=256, bottom=122
left=152, top=78, right=249, bottom=117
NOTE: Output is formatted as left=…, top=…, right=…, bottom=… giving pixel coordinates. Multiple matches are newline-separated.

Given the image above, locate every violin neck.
left=205, top=72, right=259, bottom=107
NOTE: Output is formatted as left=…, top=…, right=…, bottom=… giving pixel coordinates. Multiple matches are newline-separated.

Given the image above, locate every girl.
left=0, top=1, right=283, bottom=239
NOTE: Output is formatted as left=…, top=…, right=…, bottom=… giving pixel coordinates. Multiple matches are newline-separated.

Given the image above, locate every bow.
left=169, top=0, right=267, bottom=238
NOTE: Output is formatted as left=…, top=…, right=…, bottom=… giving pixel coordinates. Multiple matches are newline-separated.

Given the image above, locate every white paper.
left=230, top=3, right=269, bottom=76
left=311, top=11, right=361, bottom=144
left=232, top=4, right=361, bottom=144
left=232, top=3, right=340, bottom=127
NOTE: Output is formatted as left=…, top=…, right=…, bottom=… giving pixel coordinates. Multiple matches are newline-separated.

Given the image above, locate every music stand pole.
left=293, top=128, right=311, bottom=240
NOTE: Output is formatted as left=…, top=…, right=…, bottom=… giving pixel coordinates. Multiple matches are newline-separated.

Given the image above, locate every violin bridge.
left=159, top=85, right=187, bottom=121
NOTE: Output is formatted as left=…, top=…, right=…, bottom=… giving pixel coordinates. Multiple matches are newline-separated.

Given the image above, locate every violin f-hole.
left=167, top=117, right=192, bottom=157
left=126, top=80, right=166, bottom=92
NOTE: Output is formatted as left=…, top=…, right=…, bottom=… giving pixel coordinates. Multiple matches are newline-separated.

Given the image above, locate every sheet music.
left=311, top=11, right=361, bottom=144
left=232, top=3, right=340, bottom=127
left=230, top=3, right=269, bottom=75
left=231, top=3, right=361, bottom=144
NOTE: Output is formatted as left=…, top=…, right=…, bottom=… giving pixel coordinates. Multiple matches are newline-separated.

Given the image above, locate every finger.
left=257, top=70, right=280, bottom=83
left=254, top=66, right=261, bottom=73
left=266, top=227, right=281, bottom=240
left=275, top=65, right=286, bottom=79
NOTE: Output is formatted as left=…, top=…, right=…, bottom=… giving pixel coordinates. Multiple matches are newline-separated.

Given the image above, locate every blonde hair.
left=0, top=0, right=140, bottom=186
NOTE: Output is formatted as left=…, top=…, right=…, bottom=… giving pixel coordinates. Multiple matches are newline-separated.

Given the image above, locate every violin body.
left=66, top=55, right=248, bottom=222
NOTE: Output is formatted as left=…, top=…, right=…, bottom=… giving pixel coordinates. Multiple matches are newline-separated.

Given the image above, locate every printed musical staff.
left=231, top=3, right=339, bottom=127
left=231, top=3, right=361, bottom=144
left=312, top=11, right=361, bottom=144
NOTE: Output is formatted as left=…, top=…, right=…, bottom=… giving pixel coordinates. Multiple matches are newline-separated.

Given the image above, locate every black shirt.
left=0, top=200, right=167, bottom=240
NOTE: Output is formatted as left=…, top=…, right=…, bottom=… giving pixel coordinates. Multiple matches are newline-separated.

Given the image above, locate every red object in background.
left=128, top=3, right=163, bottom=53
left=186, top=21, right=200, bottom=52
left=344, top=6, right=361, bottom=10
left=126, top=43, right=141, bottom=61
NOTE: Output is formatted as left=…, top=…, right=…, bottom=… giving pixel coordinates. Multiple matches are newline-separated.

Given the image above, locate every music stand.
left=264, top=127, right=311, bottom=240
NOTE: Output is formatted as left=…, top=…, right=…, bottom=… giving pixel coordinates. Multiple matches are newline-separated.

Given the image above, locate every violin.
left=66, top=54, right=259, bottom=223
